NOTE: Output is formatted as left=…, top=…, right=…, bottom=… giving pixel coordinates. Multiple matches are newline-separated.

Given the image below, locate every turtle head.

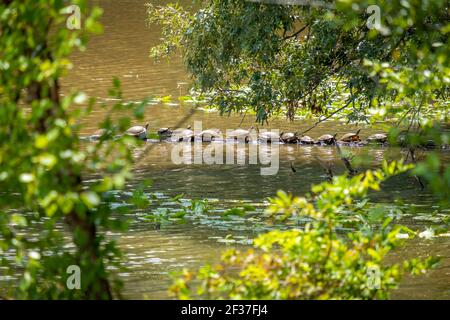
left=187, top=125, right=192, bottom=130
left=145, top=123, right=149, bottom=130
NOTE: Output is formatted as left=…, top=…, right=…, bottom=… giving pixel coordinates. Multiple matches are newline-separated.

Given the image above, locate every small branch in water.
left=314, top=156, right=334, bottom=182
left=335, top=143, right=357, bottom=176
left=408, top=147, right=425, bottom=190
left=290, top=161, right=297, bottom=173
left=238, top=109, right=249, bottom=127
left=299, top=96, right=355, bottom=136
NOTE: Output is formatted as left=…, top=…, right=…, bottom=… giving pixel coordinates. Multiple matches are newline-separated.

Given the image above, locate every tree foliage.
left=0, top=0, right=146, bottom=299
left=148, top=0, right=449, bottom=123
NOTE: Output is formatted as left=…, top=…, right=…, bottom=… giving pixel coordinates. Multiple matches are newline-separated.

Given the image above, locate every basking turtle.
left=197, top=129, right=222, bottom=142
left=158, top=128, right=173, bottom=137
left=340, top=129, right=361, bottom=143
left=91, top=128, right=107, bottom=140
left=172, top=126, right=194, bottom=142
left=317, top=133, right=337, bottom=145
left=280, top=132, right=298, bottom=144
left=126, top=123, right=149, bottom=140
left=258, top=131, right=280, bottom=143
left=299, top=135, right=316, bottom=145
left=228, top=126, right=255, bottom=143
left=366, top=133, right=388, bottom=144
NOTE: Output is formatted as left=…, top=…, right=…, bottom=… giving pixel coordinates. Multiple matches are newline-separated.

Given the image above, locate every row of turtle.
left=92, top=124, right=388, bottom=145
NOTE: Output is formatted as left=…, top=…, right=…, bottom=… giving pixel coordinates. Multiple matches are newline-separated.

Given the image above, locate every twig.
left=290, top=161, right=297, bottom=173
left=335, top=143, right=357, bottom=176
left=282, top=25, right=308, bottom=40
left=409, top=147, right=425, bottom=190
left=299, top=96, right=355, bottom=136
left=239, top=110, right=247, bottom=127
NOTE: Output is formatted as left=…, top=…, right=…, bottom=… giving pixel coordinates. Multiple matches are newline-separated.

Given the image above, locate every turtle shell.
left=229, top=129, right=250, bottom=137
left=157, top=128, right=172, bottom=135
left=126, top=124, right=148, bottom=140
left=299, top=135, right=315, bottom=144
left=199, top=129, right=221, bottom=141
left=367, top=133, right=387, bottom=143
left=280, top=132, right=298, bottom=143
left=91, top=128, right=107, bottom=139
left=126, top=125, right=146, bottom=135
left=317, top=134, right=337, bottom=145
left=259, top=131, right=280, bottom=142
left=228, top=128, right=255, bottom=142
left=340, top=130, right=361, bottom=142
left=180, top=129, right=194, bottom=141
left=318, top=134, right=334, bottom=141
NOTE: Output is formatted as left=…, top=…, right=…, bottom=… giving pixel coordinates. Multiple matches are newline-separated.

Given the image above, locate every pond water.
left=61, top=0, right=449, bottom=299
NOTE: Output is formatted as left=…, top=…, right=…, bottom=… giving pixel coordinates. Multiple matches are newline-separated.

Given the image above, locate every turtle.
left=157, top=127, right=173, bottom=140
left=172, top=125, right=194, bottom=142
left=280, top=132, right=299, bottom=144
left=197, top=129, right=222, bottom=142
left=91, top=128, right=107, bottom=140
left=339, top=129, right=361, bottom=143
left=366, top=133, right=388, bottom=144
left=228, top=126, right=255, bottom=143
left=258, top=131, right=280, bottom=143
left=317, top=133, right=337, bottom=145
left=299, top=135, right=316, bottom=145
left=126, top=123, right=149, bottom=140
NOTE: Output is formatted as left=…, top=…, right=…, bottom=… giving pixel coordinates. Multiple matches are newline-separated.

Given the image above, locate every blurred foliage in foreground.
left=171, top=161, right=439, bottom=299
left=0, top=0, right=148, bottom=299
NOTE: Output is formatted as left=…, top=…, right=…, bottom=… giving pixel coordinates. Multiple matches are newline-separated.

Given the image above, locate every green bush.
left=171, top=161, right=438, bottom=299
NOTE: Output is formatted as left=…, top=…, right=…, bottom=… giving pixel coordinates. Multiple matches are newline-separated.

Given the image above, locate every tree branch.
left=282, top=25, right=308, bottom=40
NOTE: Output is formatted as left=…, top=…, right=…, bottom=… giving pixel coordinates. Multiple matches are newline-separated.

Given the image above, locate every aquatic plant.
left=171, top=161, right=439, bottom=299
